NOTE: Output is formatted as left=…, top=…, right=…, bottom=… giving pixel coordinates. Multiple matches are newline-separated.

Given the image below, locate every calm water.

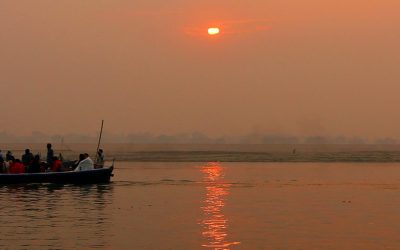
left=2, top=162, right=400, bottom=249
left=4, top=143, right=400, bottom=162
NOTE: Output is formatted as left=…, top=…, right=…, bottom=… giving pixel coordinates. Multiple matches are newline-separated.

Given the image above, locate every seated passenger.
left=74, top=153, right=94, bottom=171
left=28, top=155, right=42, bottom=173
left=6, top=151, right=15, bottom=162
left=22, top=149, right=34, bottom=166
left=0, top=150, right=4, bottom=173
left=72, top=154, right=84, bottom=169
left=51, top=156, right=62, bottom=172
left=9, top=159, right=25, bottom=174
left=8, top=159, right=15, bottom=173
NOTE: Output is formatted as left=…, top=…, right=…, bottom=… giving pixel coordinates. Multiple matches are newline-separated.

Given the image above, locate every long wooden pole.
left=95, top=120, right=104, bottom=163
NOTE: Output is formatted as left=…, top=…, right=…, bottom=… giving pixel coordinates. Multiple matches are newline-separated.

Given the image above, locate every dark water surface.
left=2, top=162, right=400, bottom=249
left=0, top=184, right=113, bottom=249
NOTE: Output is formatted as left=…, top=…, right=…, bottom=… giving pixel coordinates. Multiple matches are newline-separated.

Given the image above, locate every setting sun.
left=208, top=27, right=220, bottom=35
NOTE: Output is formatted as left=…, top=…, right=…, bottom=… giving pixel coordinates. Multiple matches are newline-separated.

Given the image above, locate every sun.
left=208, top=27, right=220, bottom=36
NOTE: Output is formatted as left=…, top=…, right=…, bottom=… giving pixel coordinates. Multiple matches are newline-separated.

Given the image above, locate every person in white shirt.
left=74, top=153, right=94, bottom=171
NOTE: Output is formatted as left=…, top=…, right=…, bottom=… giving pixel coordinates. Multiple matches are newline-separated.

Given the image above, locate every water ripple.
left=0, top=184, right=114, bottom=250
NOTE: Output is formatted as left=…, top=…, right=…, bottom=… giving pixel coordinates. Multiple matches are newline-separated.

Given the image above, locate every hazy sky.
left=1, top=0, right=400, bottom=138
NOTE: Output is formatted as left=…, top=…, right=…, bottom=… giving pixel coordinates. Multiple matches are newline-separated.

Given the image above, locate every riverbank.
left=2, top=143, right=400, bottom=162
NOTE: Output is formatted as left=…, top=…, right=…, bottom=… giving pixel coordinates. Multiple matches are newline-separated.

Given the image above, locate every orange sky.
left=1, top=0, right=400, bottom=138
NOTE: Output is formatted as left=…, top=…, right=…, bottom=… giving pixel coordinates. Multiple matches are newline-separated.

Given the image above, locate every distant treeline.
left=0, top=131, right=399, bottom=145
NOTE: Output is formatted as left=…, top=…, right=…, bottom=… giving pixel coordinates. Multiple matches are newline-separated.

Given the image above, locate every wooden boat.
left=0, top=166, right=114, bottom=185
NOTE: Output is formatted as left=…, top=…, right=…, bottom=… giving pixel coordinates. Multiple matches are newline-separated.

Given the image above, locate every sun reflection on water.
left=200, top=162, right=240, bottom=250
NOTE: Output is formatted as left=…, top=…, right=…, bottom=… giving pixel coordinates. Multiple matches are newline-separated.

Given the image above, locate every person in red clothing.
left=9, top=159, right=25, bottom=174
left=51, top=156, right=62, bottom=172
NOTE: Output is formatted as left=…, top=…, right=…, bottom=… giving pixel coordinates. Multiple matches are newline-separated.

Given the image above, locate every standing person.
left=46, top=143, right=54, bottom=167
left=95, top=149, right=105, bottom=168
left=22, top=149, right=34, bottom=166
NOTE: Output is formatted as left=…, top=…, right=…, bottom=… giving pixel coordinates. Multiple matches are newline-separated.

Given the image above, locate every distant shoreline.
left=2, top=143, right=400, bottom=162
left=107, top=151, right=400, bottom=163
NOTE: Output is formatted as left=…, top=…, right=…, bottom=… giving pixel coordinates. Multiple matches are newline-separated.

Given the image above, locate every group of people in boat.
left=0, top=143, right=105, bottom=174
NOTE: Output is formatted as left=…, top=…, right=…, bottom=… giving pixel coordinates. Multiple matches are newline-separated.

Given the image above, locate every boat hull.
left=0, top=167, right=114, bottom=184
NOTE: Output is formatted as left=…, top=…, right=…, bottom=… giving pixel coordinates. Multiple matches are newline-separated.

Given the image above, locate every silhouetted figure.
left=22, top=149, right=34, bottom=166
left=0, top=150, right=4, bottom=173
left=73, top=154, right=85, bottom=168
left=58, top=153, right=64, bottom=162
left=46, top=143, right=54, bottom=167
left=28, top=155, right=42, bottom=173
left=6, top=151, right=15, bottom=162
left=95, top=149, right=105, bottom=168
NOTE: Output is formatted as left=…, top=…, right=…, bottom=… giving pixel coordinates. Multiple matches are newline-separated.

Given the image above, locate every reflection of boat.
left=0, top=166, right=114, bottom=185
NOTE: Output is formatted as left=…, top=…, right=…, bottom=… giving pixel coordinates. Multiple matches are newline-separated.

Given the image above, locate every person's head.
left=84, top=153, right=89, bottom=159
left=47, top=143, right=52, bottom=149
left=34, top=154, right=40, bottom=161
left=15, top=159, right=21, bottom=163
left=99, top=149, right=103, bottom=153
left=25, top=149, right=30, bottom=154
left=52, top=156, right=58, bottom=161
left=7, top=151, right=11, bottom=155
left=79, top=154, right=85, bottom=161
